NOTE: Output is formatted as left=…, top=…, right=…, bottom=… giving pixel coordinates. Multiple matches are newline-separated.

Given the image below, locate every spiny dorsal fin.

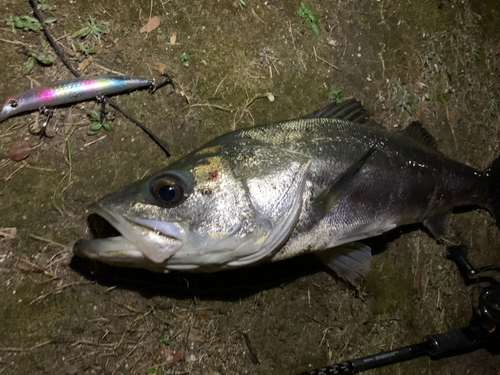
left=315, top=242, right=372, bottom=287
left=404, top=121, right=438, bottom=150
left=304, top=98, right=376, bottom=124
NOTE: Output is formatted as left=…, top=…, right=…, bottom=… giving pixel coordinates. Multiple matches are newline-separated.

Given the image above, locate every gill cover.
left=162, top=144, right=313, bottom=268
left=223, top=145, right=312, bottom=266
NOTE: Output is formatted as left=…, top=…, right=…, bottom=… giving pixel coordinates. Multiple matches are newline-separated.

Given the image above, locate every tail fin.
left=485, top=156, right=500, bottom=228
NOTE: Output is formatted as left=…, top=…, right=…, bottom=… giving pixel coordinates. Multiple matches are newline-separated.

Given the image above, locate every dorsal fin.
left=404, top=121, right=438, bottom=150
left=304, top=98, right=376, bottom=125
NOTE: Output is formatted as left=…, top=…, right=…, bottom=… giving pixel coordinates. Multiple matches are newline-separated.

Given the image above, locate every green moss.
left=0, top=276, right=93, bottom=373
left=366, top=249, right=414, bottom=316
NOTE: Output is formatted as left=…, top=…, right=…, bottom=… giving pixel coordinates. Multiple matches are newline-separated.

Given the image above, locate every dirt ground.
left=1, top=0, right=500, bottom=374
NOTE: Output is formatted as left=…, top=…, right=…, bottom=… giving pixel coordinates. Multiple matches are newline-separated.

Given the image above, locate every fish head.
left=0, top=96, right=22, bottom=122
left=74, top=143, right=312, bottom=272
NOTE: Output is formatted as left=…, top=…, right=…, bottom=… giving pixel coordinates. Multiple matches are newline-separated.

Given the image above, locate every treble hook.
left=33, top=106, right=57, bottom=138
left=149, top=74, right=174, bottom=94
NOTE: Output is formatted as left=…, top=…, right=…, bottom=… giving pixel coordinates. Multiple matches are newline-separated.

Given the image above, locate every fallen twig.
left=0, top=37, right=30, bottom=46
left=4, top=162, right=26, bottom=181
left=188, top=103, right=233, bottom=112
left=0, top=339, right=53, bottom=352
left=84, top=135, right=107, bottom=147
left=25, top=165, right=56, bottom=172
left=29, top=233, right=69, bottom=249
left=93, top=62, right=126, bottom=76
left=29, top=281, right=94, bottom=305
left=313, top=46, right=340, bottom=71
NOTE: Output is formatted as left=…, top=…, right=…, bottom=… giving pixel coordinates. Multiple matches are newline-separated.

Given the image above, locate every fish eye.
left=150, top=176, right=186, bottom=207
left=7, top=99, right=18, bottom=108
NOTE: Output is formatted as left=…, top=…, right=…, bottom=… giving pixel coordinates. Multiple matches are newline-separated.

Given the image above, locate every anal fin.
left=404, top=121, right=439, bottom=151
left=423, top=213, right=451, bottom=239
left=315, top=242, right=372, bottom=287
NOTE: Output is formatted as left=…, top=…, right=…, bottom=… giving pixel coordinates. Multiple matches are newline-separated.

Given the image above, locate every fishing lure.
left=0, top=75, right=172, bottom=125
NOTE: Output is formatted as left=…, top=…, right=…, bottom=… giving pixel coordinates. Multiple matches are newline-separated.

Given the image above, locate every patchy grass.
left=393, top=80, right=418, bottom=116
left=87, top=109, right=115, bottom=135
left=6, top=14, right=57, bottom=34
left=298, top=2, right=320, bottom=36
left=70, top=16, right=109, bottom=40
left=179, top=52, right=191, bottom=66
left=324, top=86, right=343, bottom=103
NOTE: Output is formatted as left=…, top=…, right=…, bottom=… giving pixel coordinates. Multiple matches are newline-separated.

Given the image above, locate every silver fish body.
left=74, top=100, right=499, bottom=283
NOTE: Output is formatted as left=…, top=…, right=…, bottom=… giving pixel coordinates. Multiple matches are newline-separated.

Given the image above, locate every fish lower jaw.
left=74, top=236, right=148, bottom=264
left=74, top=235, right=192, bottom=271
left=73, top=236, right=206, bottom=272
left=74, top=236, right=269, bottom=273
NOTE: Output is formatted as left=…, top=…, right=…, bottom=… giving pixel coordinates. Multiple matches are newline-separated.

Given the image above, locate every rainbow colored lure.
left=0, top=75, right=154, bottom=123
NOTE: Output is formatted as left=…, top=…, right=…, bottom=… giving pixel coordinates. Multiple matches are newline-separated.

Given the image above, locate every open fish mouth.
left=73, top=203, right=184, bottom=268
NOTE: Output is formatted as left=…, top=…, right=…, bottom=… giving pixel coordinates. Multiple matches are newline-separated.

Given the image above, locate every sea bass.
left=74, top=99, right=500, bottom=285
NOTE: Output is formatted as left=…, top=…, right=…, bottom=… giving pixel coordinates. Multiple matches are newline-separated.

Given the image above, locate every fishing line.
left=28, top=0, right=171, bottom=157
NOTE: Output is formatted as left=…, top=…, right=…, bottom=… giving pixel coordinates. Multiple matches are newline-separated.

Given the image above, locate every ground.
left=0, top=0, right=500, bottom=374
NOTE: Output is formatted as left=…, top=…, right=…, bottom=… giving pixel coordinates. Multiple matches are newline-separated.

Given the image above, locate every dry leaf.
left=171, top=349, right=181, bottom=368
left=13, top=253, right=46, bottom=273
left=449, top=109, right=461, bottom=123
left=149, top=345, right=169, bottom=362
left=16, top=259, right=34, bottom=272
left=201, top=312, right=209, bottom=322
left=170, top=31, right=177, bottom=44
left=416, top=109, right=426, bottom=122
left=154, top=62, right=167, bottom=74
left=8, top=141, right=31, bottom=162
left=327, top=38, right=338, bottom=46
left=78, top=56, right=93, bottom=71
left=140, top=16, right=161, bottom=33
left=0, top=227, right=18, bottom=239
left=125, top=304, right=141, bottom=313
left=188, top=328, right=205, bottom=342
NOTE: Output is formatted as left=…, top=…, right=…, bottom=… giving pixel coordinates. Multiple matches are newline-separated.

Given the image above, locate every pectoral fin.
left=312, top=147, right=375, bottom=219
left=316, top=242, right=372, bottom=287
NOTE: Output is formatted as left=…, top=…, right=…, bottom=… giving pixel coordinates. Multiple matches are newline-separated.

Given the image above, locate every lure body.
left=0, top=75, right=153, bottom=122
